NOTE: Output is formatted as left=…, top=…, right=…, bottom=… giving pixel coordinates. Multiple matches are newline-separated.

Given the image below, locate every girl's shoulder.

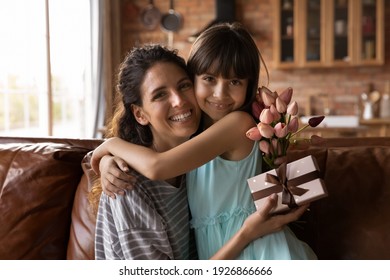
left=217, top=111, right=257, bottom=161
left=223, top=111, right=256, bottom=130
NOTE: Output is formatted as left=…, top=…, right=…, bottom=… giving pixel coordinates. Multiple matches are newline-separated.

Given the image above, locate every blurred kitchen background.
left=1, top=0, right=389, bottom=138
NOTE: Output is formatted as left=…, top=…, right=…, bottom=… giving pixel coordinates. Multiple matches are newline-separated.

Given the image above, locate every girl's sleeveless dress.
left=187, top=142, right=317, bottom=260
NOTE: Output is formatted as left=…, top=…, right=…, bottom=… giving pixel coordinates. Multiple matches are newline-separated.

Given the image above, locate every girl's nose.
left=213, top=82, right=227, bottom=98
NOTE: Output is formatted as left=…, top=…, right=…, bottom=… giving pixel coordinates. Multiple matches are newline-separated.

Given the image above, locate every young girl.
left=91, top=22, right=316, bottom=260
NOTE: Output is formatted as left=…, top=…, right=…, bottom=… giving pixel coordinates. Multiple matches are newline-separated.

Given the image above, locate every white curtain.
left=90, top=0, right=104, bottom=138
left=90, top=0, right=122, bottom=138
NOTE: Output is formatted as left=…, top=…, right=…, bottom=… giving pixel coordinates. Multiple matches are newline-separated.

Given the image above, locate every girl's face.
left=194, top=72, right=248, bottom=125
left=133, top=62, right=201, bottom=150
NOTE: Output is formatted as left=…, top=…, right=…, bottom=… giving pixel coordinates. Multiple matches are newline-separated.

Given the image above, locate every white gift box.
left=247, top=155, right=328, bottom=214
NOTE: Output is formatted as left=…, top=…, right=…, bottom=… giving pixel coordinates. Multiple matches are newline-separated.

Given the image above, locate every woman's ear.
left=131, top=104, right=149, bottom=125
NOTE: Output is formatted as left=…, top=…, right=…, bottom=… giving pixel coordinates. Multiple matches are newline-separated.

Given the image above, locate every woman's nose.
left=170, top=91, right=185, bottom=106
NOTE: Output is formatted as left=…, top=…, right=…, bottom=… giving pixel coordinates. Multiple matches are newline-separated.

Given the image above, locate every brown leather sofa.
left=1, top=136, right=390, bottom=260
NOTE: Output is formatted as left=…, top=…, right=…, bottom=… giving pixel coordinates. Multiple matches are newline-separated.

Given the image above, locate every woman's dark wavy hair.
left=187, top=22, right=269, bottom=116
left=89, top=44, right=190, bottom=215
left=106, top=44, right=190, bottom=146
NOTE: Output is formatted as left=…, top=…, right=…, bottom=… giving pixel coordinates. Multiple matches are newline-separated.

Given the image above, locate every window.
left=0, top=0, right=93, bottom=137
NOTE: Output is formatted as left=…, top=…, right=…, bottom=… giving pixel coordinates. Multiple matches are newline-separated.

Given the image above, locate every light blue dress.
left=187, top=142, right=317, bottom=260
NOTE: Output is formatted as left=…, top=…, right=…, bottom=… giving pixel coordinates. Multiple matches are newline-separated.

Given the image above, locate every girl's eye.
left=202, top=75, right=215, bottom=82
left=231, top=79, right=242, bottom=86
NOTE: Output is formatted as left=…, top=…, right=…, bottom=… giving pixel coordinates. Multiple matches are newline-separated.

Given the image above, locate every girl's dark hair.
left=187, top=22, right=269, bottom=115
left=89, top=44, right=189, bottom=215
left=105, top=44, right=190, bottom=147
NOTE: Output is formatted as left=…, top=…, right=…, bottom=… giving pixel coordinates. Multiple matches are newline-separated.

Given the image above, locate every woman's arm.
left=210, top=194, right=310, bottom=260
left=91, top=111, right=256, bottom=180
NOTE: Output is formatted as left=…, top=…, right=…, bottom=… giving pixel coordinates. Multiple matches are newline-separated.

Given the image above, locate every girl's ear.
left=131, top=104, right=149, bottom=126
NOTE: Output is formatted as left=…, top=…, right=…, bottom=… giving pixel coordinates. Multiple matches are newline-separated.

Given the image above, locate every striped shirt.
left=95, top=171, right=197, bottom=260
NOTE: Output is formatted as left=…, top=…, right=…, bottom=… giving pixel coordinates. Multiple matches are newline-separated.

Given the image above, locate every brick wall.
left=119, top=0, right=390, bottom=116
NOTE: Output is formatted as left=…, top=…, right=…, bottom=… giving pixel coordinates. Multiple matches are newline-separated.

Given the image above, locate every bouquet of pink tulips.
left=247, top=86, right=324, bottom=169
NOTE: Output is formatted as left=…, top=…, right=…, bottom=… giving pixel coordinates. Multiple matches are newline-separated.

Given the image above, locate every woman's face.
left=133, top=62, right=201, bottom=150
left=194, top=72, right=248, bottom=126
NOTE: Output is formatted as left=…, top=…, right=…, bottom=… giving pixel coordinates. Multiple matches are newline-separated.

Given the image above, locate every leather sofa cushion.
left=0, top=140, right=92, bottom=259
left=67, top=152, right=99, bottom=260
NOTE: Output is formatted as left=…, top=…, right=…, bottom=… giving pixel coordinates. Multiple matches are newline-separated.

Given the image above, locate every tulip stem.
left=290, top=124, right=309, bottom=138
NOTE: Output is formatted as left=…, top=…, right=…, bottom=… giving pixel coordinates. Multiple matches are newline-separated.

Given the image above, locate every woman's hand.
left=99, top=155, right=136, bottom=199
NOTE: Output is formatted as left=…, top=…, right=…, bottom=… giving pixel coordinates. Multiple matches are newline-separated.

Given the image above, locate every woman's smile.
left=169, top=110, right=193, bottom=122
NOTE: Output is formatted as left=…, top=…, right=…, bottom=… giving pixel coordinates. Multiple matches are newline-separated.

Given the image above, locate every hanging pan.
left=160, top=0, right=182, bottom=32
left=140, top=0, right=161, bottom=30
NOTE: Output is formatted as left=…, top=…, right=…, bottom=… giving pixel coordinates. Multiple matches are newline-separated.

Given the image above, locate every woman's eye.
left=180, top=82, right=193, bottom=91
left=153, top=91, right=166, bottom=100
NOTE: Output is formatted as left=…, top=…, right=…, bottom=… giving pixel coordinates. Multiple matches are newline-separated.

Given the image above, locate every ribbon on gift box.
left=252, top=161, right=319, bottom=208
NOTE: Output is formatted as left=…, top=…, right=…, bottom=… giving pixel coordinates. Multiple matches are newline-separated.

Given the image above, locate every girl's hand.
left=91, top=138, right=116, bottom=174
left=100, top=155, right=136, bottom=199
left=241, top=193, right=309, bottom=242
left=210, top=193, right=309, bottom=260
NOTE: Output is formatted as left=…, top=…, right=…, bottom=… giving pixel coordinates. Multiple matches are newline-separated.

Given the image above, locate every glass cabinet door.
left=360, top=0, right=377, bottom=61
left=306, top=0, right=321, bottom=62
left=280, top=0, right=295, bottom=63
left=333, top=0, right=349, bottom=62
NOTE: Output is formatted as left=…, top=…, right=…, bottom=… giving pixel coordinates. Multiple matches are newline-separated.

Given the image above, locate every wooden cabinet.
left=273, top=0, right=384, bottom=68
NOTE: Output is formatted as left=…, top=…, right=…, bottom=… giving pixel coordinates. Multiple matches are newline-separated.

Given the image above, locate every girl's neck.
left=203, top=115, right=217, bottom=129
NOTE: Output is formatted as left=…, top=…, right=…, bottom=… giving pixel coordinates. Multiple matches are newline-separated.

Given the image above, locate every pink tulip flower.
left=261, top=87, right=277, bottom=107
left=274, top=122, right=288, bottom=138
left=276, top=97, right=287, bottom=114
left=259, top=109, right=274, bottom=124
left=246, top=127, right=262, bottom=141
left=259, top=140, right=270, bottom=155
left=251, top=100, right=263, bottom=120
left=287, top=101, right=298, bottom=116
left=258, top=122, right=275, bottom=139
left=269, top=104, right=281, bottom=121
left=279, top=87, right=293, bottom=105
left=288, top=116, right=299, bottom=133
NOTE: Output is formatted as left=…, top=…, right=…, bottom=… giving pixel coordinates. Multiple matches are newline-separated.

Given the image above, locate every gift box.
left=247, top=155, right=328, bottom=214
